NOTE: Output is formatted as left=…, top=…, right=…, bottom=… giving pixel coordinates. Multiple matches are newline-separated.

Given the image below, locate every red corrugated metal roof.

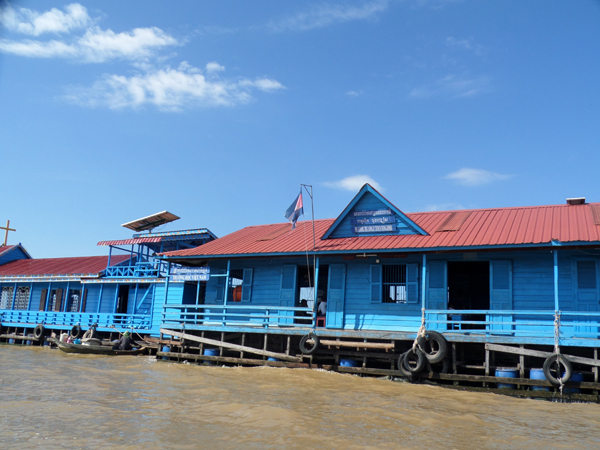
left=0, top=245, right=14, bottom=256
left=162, top=203, right=600, bottom=259
left=0, top=255, right=131, bottom=276
left=97, top=237, right=162, bottom=246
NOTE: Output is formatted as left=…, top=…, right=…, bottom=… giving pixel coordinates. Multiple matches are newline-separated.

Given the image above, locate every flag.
left=284, top=192, right=304, bottom=229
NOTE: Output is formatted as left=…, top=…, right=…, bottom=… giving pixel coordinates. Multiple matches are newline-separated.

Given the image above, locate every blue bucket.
left=340, top=358, right=360, bottom=367
left=161, top=345, right=170, bottom=360
left=496, top=368, right=518, bottom=388
left=267, top=357, right=280, bottom=362
left=203, top=348, right=219, bottom=365
left=529, top=368, right=549, bottom=391
left=564, top=372, right=584, bottom=394
left=8, top=339, right=14, bottom=344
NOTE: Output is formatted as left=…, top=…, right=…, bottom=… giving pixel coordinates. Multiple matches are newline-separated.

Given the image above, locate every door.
left=279, top=265, right=297, bottom=325
left=489, top=260, right=513, bottom=333
left=426, top=261, right=447, bottom=331
left=326, top=264, right=346, bottom=329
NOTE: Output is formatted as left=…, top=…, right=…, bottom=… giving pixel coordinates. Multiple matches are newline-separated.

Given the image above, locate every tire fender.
left=34, top=324, right=45, bottom=339
left=402, top=348, right=426, bottom=374
left=543, top=354, right=572, bottom=386
left=299, top=333, right=320, bottom=355
left=70, top=324, right=82, bottom=339
left=418, top=330, right=448, bottom=364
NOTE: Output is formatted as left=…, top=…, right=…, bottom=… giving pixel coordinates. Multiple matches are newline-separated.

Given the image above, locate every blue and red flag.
left=284, top=192, right=304, bottom=229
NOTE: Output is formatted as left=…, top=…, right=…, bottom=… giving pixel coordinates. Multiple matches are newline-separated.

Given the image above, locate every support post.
left=313, top=257, right=320, bottom=327
left=421, top=254, right=427, bottom=310
left=553, top=249, right=559, bottom=311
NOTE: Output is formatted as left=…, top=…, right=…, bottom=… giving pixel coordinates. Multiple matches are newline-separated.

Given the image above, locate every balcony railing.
left=0, top=310, right=152, bottom=331
left=104, top=261, right=167, bottom=278
left=162, top=304, right=316, bottom=329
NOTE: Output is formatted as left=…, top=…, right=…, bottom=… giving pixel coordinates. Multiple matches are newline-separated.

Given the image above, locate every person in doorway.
left=113, top=331, right=133, bottom=351
left=317, top=300, right=327, bottom=316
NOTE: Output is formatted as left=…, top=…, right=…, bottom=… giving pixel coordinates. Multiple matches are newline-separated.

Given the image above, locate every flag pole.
left=301, top=184, right=318, bottom=326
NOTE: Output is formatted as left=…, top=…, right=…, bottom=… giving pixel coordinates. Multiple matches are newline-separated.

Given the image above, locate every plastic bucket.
left=8, top=338, right=14, bottom=344
left=161, top=345, right=170, bottom=361
left=564, top=372, right=584, bottom=394
left=340, top=358, right=360, bottom=367
left=204, top=348, right=219, bottom=365
left=496, top=368, right=518, bottom=388
left=529, top=368, right=549, bottom=391
left=267, top=357, right=280, bottom=362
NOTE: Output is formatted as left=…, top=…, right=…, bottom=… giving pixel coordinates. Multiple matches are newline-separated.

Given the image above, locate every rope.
left=412, top=308, right=427, bottom=352
left=554, top=310, right=563, bottom=394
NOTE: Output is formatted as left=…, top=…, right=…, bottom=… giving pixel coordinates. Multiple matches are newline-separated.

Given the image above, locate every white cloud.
left=0, top=25, right=180, bottom=63
left=63, top=62, right=285, bottom=111
left=444, top=168, right=512, bottom=187
left=409, top=74, right=491, bottom=99
left=324, top=175, right=383, bottom=192
left=345, top=90, right=362, bottom=97
left=0, top=3, right=92, bottom=36
left=268, top=0, right=389, bottom=32
left=205, top=62, right=225, bottom=73
left=445, top=36, right=485, bottom=56
left=423, top=203, right=466, bottom=212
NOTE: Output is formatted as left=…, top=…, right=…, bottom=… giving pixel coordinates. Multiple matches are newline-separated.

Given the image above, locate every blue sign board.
left=353, top=224, right=397, bottom=233
left=352, top=215, right=395, bottom=226
left=171, top=266, right=210, bottom=282
left=353, top=209, right=392, bottom=217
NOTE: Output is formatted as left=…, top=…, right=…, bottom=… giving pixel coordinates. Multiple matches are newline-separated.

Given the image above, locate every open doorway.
left=297, top=265, right=328, bottom=325
left=117, top=285, right=130, bottom=314
left=447, top=261, right=489, bottom=330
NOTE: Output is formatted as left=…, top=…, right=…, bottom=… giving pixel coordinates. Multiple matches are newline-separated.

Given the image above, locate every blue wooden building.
left=155, top=185, right=600, bottom=391
left=0, top=228, right=216, bottom=341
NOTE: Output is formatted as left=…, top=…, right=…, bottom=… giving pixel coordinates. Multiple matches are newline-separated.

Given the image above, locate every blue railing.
left=162, top=304, right=316, bottom=329
left=104, top=261, right=167, bottom=278
left=0, top=310, right=152, bottom=331
left=430, top=309, right=600, bottom=342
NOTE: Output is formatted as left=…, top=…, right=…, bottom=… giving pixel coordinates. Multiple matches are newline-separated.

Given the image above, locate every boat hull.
left=51, top=339, right=146, bottom=356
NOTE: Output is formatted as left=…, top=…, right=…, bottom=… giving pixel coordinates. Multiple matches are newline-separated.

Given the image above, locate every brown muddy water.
left=1, top=345, right=600, bottom=450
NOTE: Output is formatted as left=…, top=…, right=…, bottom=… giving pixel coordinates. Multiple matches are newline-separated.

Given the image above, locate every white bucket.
left=60, top=333, right=68, bottom=342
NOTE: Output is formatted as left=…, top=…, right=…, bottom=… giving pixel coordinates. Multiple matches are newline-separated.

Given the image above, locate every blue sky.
left=1, top=1, right=599, bottom=258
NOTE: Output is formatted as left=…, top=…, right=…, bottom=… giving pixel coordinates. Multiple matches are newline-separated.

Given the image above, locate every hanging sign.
left=171, top=266, right=210, bottom=282
left=352, top=215, right=395, bottom=226
left=353, top=209, right=392, bottom=217
left=354, top=224, right=397, bottom=233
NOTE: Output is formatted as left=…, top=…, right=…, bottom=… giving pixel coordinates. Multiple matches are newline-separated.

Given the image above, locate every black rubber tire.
left=397, top=352, right=413, bottom=377
left=402, top=348, right=426, bottom=374
left=70, top=325, right=82, bottom=339
left=299, top=333, right=320, bottom=355
left=543, top=354, right=572, bottom=386
left=426, top=355, right=450, bottom=374
left=418, top=330, right=448, bottom=364
left=33, top=324, right=45, bottom=339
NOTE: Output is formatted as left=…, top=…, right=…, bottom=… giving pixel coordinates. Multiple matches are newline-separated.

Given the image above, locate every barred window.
left=67, top=290, right=81, bottom=312
left=382, top=265, right=407, bottom=304
left=14, top=287, right=30, bottom=310
left=0, top=286, right=14, bottom=309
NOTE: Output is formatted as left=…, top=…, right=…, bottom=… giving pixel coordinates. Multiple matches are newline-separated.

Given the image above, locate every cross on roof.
left=0, top=220, right=16, bottom=246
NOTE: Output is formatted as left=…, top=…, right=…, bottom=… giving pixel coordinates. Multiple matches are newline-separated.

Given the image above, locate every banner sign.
left=354, top=224, right=397, bottom=233
left=171, top=266, right=210, bottom=282
left=353, top=209, right=392, bottom=217
left=352, top=215, right=395, bottom=226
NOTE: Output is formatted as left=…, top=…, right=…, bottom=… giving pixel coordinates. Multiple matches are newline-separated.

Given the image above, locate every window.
left=14, top=287, right=30, bottom=310
left=67, top=289, right=81, bottom=312
left=382, top=265, right=407, bottom=303
left=0, top=287, right=14, bottom=309
left=371, top=263, right=419, bottom=304
left=228, top=268, right=253, bottom=303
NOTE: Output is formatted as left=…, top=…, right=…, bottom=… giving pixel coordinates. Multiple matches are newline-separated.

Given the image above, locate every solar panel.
left=121, top=211, right=180, bottom=232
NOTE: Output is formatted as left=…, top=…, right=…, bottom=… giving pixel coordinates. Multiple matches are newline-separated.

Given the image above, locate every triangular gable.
left=0, top=244, right=32, bottom=266
left=322, top=184, right=428, bottom=239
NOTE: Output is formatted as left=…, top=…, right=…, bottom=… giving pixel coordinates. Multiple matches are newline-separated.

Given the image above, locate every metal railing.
left=430, top=309, right=600, bottom=341
left=0, top=310, right=152, bottom=331
left=162, top=304, right=316, bottom=329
